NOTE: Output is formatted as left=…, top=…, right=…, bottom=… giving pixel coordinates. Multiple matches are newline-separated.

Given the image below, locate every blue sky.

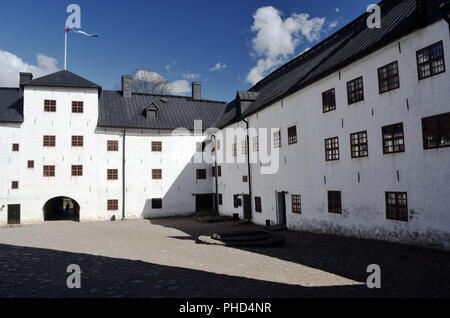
left=0, top=0, right=374, bottom=101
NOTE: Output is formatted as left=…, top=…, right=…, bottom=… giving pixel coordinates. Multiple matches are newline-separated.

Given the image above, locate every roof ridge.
left=103, top=90, right=227, bottom=104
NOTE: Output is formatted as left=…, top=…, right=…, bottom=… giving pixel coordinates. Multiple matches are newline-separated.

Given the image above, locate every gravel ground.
left=0, top=217, right=449, bottom=298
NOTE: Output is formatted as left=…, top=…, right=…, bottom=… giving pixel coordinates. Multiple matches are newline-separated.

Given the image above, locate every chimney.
left=192, top=82, right=201, bottom=100
left=19, top=72, right=33, bottom=86
left=122, top=75, right=132, bottom=98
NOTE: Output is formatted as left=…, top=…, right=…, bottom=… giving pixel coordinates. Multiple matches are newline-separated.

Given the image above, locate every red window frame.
left=43, top=165, right=55, bottom=177
left=44, top=100, right=56, bottom=112
left=43, top=136, right=56, bottom=147
left=152, top=169, right=162, bottom=180
left=347, top=76, right=364, bottom=105
left=107, top=140, right=119, bottom=152
left=71, top=165, right=83, bottom=176
left=107, top=169, right=118, bottom=180
left=107, top=200, right=119, bottom=211
left=386, top=192, right=408, bottom=222
left=152, top=141, right=162, bottom=152
left=72, top=101, right=84, bottom=113
left=71, top=136, right=84, bottom=147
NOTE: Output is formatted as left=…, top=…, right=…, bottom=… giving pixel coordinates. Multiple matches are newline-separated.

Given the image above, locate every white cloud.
left=167, top=80, right=191, bottom=94
left=182, top=72, right=200, bottom=79
left=135, top=69, right=166, bottom=83
left=246, top=6, right=326, bottom=85
left=335, top=8, right=340, bottom=13
left=166, top=61, right=176, bottom=72
left=0, top=50, right=59, bottom=87
left=209, top=62, right=227, bottom=72
left=329, top=20, right=339, bottom=29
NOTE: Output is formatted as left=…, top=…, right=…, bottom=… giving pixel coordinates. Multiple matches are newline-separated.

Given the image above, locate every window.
left=347, top=77, right=364, bottom=105
left=12, top=143, right=19, bottom=152
left=242, top=140, right=247, bottom=155
left=350, top=131, right=368, bottom=158
left=196, top=142, right=206, bottom=152
left=292, top=195, right=301, bottom=214
left=378, top=61, right=399, bottom=93
left=218, top=166, right=222, bottom=177
left=325, top=137, right=340, bottom=161
left=218, top=194, right=223, bottom=206
left=274, top=131, right=281, bottom=148
left=233, top=195, right=239, bottom=208
left=107, top=200, right=119, bottom=211
left=43, top=136, right=56, bottom=147
left=243, top=176, right=248, bottom=183
left=253, top=136, right=259, bottom=152
left=196, top=169, right=207, bottom=180
left=212, top=166, right=216, bottom=177
left=11, top=181, right=19, bottom=189
left=152, top=198, right=163, bottom=209
left=107, top=169, right=118, bottom=180
left=417, top=41, right=446, bottom=80
left=71, top=165, right=83, bottom=176
left=386, top=192, right=408, bottom=222
left=422, top=113, right=450, bottom=149
left=43, top=165, right=55, bottom=177
left=27, top=160, right=34, bottom=169
left=382, top=123, right=405, bottom=154
left=107, top=140, right=119, bottom=152
left=328, top=191, right=342, bottom=214
left=322, top=88, right=336, bottom=113
left=152, top=141, right=162, bottom=152
left=72, top=101, right=84, bottom=113
left=288, top=126, right=297, bottom=145
left=232, top=143, right=237, bottom=157
left=255, top=196, right=262, bottom=213
left=44, top=100, right=56, bottom=112
left=71, top=136, right=84, bottom=147
left=152, top=169, right=162, bottom=180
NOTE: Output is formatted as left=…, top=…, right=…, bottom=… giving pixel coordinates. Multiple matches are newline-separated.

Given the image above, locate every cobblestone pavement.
left=0, top=218, right=449, bottom=298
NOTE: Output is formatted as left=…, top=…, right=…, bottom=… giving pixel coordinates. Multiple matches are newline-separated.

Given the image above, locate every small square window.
left=12, top=144, right=19, bottom=152
left=44, top=100, right=56, bottom=112
left=417, top=41, right=446, bottom=80
left=71, top=136, right=84, bottom=147
left=107, top=169, right=118, bottom=180
left=43, top=136, right=56, bottom=147
left=11, top=181, right=19, bottom=189
left=196, top=169, right=207, bottom=180
left=43, top=165, right=55, bottom=177
left=386, top=192, right=408, bottom=222
left=107, top=200, right=119, bottom=211
left=382, top=123, right=405, bottom=154
left=243, top=176, right=248, bottom=183
left=107, top=140, right=119, bottom=151
left=350, top=131, right=368, bottom=158
left=152, top=169, right=162, bottom=180
left=288, top=126, right=297, bottom=145
left=72, top=101, right=84, bottom=113
left=27, top=160, right=34, bottom=169
left=378, top=61, right=400, bottom=94
left=71, top=165, right=83, bottom=176
left=152, top=141, right=162, bottom=152
left=152, top=198, right=163, bottom=209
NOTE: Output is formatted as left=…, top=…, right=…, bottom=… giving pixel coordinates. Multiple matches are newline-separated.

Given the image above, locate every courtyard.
left=0, top=217, right=449, bottom=298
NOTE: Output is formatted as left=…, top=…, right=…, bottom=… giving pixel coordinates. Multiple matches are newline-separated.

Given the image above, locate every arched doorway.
left=43, top=197, right=80, bottom=222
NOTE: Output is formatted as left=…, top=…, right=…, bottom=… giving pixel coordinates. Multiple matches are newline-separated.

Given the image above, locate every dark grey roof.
left=98, top=90, right=227, bottom=130
left=24, top=70, right=102, bottom=92
left=237, top=91, right=260, bottom=101
left=0, top=88, right=23, bottom=123
left=217, top=0, right=447, bottom=128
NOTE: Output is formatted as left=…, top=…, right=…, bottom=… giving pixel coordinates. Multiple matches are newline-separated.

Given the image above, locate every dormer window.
left=146, top=103, right=159, bottom=120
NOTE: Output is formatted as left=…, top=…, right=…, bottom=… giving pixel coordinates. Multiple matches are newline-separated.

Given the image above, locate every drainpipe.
left=122, top=129, right=126, bottom=220
left=242, top=119, right=252, bottom=221
left=212, top=134, right=219, bottom=214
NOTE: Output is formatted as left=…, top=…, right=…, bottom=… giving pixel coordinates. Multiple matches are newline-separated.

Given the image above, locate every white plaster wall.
left=218, top=20, right=450, bottom=249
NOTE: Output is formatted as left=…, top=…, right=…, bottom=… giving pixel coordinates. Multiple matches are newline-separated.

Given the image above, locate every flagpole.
left=64, top=29, right=68, bottom=70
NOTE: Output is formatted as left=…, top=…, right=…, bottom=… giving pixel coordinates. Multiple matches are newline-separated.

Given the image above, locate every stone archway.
left=43, top=197, right=80, bottom=222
